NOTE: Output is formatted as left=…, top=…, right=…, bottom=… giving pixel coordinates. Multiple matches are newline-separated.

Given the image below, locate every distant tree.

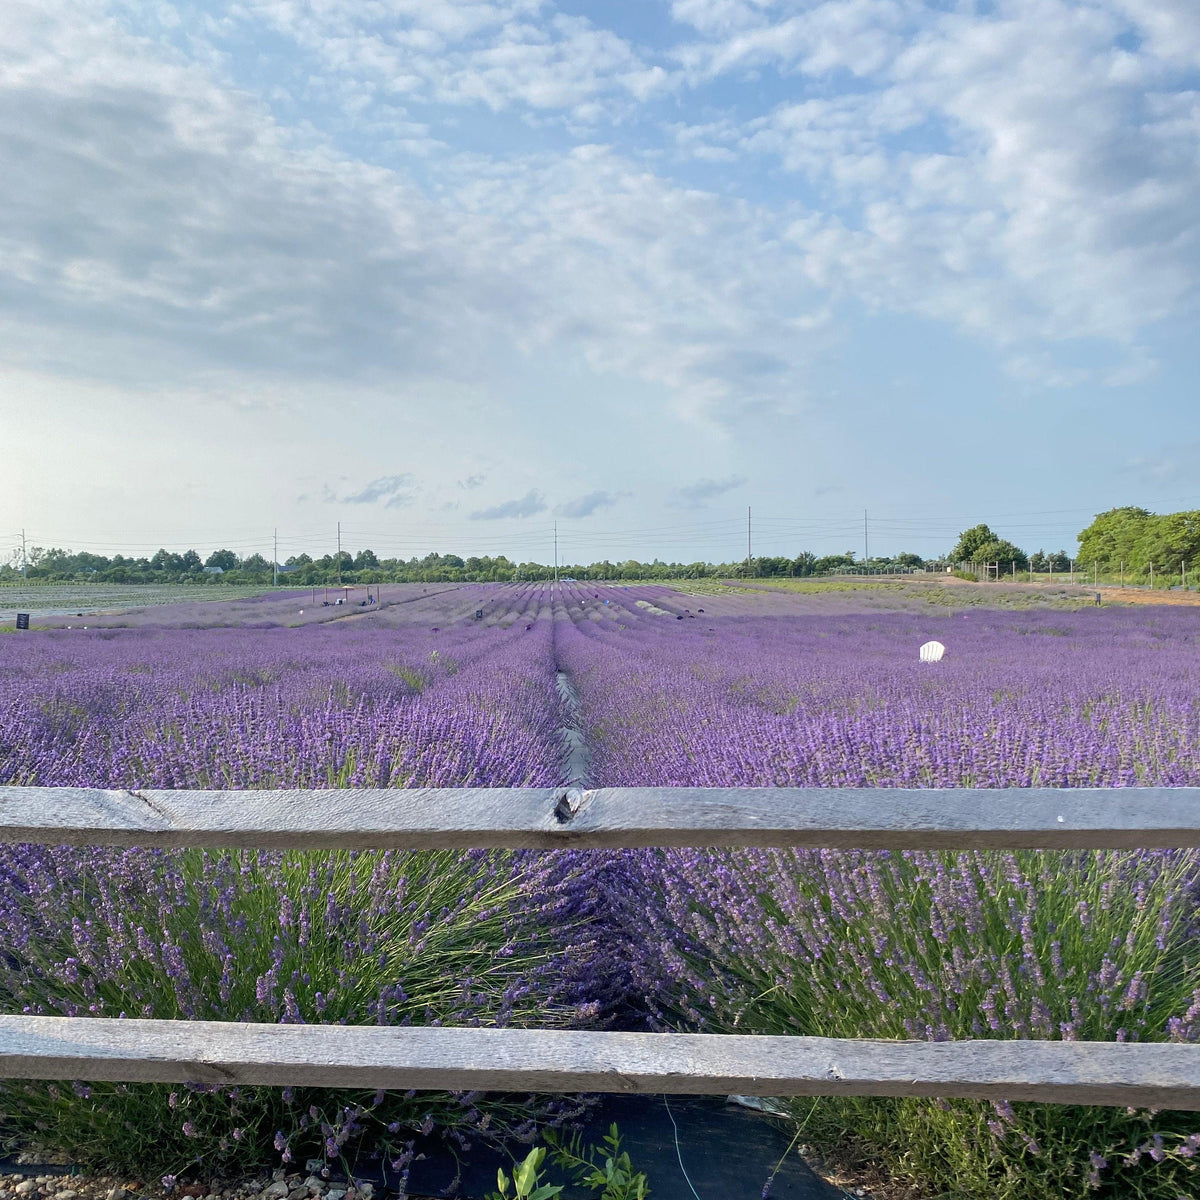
left=1149, top=511, right=1200, bottom=575
left=241, top=553, right=270, bottom=572
left=973, top=539, right=1028, bottom=572
left=790, top=552, right=817, bottom=576
left=752, top=556, right=791, bottom=577
left=181, top=550, right=202, bottom=572
left=950, top=524, right=998, bottom=563
left=354, top=549, right=379, bottom=570
left=894, top=552, right=924, bottom=569
left=814, top=554, right=855, bottom=574
left=1029, top=551, right=1047, bottom=571
left=1073, top=507, right=1200, bottom=582
left=1077, top=507, right=1153, bottom=570
left=206, top=549, right=239, bottom=571
left=151, top=549, right=185, bottom=574
left=1049, top=550, right=1070, bottom=572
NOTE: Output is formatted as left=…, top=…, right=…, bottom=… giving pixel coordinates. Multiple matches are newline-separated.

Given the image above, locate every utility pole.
left=337, top=522, right=342, bottom=587
left=864, top=510, right=868, bottom=567
left=746, top=506, right=752, bottom=577
left=1120, top=560, right=1124, bottom=588
left=20, top=529, right=27, bottom=580
left=273, top=529, right=278, bottom=588
left=553, top=521, right=559, bottom=585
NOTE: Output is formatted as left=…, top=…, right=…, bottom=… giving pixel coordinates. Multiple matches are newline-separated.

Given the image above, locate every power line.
left=12, top=496, right=1196, bottom=568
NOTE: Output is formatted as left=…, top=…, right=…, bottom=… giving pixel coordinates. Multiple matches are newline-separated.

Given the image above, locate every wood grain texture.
left=0, top=786, right=1198, bottom=849
left=0, top=1018, right=1198, bottom=1108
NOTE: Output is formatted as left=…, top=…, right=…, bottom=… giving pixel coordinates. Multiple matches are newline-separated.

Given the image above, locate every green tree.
left=1148, top=511, right=1200, bottom=578
left=950, top=524, right=998, bottom=562
left=150, top=549, right=185, bottom=575
left=205, top=549, right=239, bottom=571
left=973, top=538, right=1027, bottom=572
left=814, top=553, right=855, bottom=574
left=241, top=553, right=270, bottom=573
left=1077, top=507, right=1152, bottom=570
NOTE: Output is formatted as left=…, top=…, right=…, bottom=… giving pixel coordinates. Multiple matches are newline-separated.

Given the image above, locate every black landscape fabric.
left=400, top=1095, right=843, bottom=1200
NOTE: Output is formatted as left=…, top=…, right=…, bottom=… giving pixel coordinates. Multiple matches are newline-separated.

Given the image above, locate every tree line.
left=11, top=507, right=1191, bottom=587
left=949, top=506, right=1200, bottom=585
left=1, top=545, right=931, bottom=585
left=1075, top=507, right=1200, bottom=582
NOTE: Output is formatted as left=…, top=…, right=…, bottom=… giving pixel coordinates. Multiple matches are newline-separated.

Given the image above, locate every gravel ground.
left=0, top=1166, right=418, bottom=1200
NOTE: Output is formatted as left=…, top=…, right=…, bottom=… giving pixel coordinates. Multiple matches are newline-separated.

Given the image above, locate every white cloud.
left=470, top=489, right=548, bottom=519
left=1123, top=441, right=1200, bottom=484
left=701, top=0, right=1200, bottom=373
left=2, top=0, right=1196, bottom=467
left=669, top=475, right=747, bottom=508
left=0, top=1, right=827, bottom=429
left=554, top=490, right=625, bottom=518
left=338, top=474, right=416, bottom=507
left=235, top=0, right=673, bottom=121
left=672, top=0, right=914, bottom=79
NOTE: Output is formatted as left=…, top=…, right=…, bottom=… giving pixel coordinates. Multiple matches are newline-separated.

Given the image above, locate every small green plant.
left=548, top=1124, right=649, bottom=1200
left=490, top=1146, right=562, bottom=1200
left=488, top=1125, right=649, bottom=1200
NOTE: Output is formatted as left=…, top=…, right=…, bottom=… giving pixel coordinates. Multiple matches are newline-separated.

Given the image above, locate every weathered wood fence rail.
left=2, top=785, right=1199, bottom=1109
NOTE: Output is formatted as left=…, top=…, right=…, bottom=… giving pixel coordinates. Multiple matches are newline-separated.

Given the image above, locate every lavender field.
left=3, top=583, right=1200, bottom=1198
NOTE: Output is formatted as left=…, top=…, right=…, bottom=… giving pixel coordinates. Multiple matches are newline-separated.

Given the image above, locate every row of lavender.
left=5, top=588, right=558, bottom=789
left=0, top=591, right=628, bottom=1177
left=552, top=585, right=1200, bottom=1198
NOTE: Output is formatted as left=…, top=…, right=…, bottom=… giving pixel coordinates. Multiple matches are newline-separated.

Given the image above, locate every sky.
left=1, top=0, right=1198, bottom=566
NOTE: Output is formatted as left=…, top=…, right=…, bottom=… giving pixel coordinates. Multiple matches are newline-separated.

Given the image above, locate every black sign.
left=475, top=609, right=484, bottom=619
left=15, top=613, right=29, bottom=630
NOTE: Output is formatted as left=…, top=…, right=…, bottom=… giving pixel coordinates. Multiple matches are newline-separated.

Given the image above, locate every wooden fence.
left=1, top=784, right=1199, bottom=1109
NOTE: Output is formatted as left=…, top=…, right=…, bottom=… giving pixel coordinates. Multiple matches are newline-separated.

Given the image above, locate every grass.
left=0, top=583, right=280, bottom=613
left=737, top=577, right=1100, bottom=608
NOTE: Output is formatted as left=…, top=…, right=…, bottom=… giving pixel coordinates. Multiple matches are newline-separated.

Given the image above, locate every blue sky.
left=1, top=0, right=1198, bottom=565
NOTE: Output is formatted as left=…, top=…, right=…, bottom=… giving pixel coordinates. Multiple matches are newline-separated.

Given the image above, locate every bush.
left=628, top=846, right=1200, bottom=1199
left=0, top=845, right=619, bottom=1177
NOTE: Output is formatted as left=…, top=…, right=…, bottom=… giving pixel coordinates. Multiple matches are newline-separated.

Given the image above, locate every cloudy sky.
left=1, top=0, right=1197, bottom=564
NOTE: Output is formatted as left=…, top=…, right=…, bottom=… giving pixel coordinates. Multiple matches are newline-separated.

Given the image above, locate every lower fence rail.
left=0, top=1018, right=1198, bottom=1110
